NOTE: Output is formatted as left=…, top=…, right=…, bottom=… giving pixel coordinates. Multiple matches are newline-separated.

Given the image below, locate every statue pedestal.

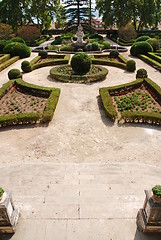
left=137, top=190, right=161, bottom=232
left=0, top=192, right=19, bottom=233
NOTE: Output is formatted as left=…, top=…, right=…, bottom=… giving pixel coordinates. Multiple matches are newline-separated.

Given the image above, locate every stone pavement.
left=0, top=41, right=161, bottom=240
left=0, top=163, right=161, bottom=240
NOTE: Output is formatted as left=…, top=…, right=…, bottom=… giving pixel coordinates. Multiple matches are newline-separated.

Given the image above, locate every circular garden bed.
left=50, top=64, right=108, bottom=83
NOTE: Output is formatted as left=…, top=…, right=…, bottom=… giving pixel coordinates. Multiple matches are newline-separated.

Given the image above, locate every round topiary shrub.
left=8, top=69, right=22, bottom=80
left=51, top=36, right=62, bottom=45
left=136, top=68, right=148, bottom=78
left=91, top=42, right=99, bottom=51
left=146, top=38, right=160, bottom=52
left=130, top=41, right=153, bottom=56
left=126, top=60, right=136, bottom=72
left=85, top=43, right=92, bottom=51
left=71, top=52, right=92, bottom=75
left=21, top=60, right=32, bottom=73
left=11, top=37, right=26, bottom=44
left=109, top=50, right=119, bottom=58
left=3, top=42, right=31, bottom=58
left=135, top=35, right=151, bottom=42
left=38, top=50, right=48, bottom=59
left=0, top=40, right=10, bottom=53
left=102, top=41, right=110, bottom=50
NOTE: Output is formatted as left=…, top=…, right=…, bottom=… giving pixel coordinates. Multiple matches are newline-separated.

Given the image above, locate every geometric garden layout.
left=0, top=52, right=161, bottom=127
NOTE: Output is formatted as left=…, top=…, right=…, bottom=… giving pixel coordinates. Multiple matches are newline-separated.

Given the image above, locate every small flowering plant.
left=0, top=187, right=4, bottom=198
left=152, top=185, right=161, bottom=199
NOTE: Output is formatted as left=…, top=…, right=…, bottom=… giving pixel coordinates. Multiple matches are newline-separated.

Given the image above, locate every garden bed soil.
left=111, top=84, right=161, bottom=114
left=94, top=56, right=121, bottom=63
left=0, top=85, right=48, bottom=116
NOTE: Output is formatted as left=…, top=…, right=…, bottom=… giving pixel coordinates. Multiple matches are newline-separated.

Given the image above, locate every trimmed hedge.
left=99, top=88, right=117, bottom=121
left=139, top=54, right=161, bottom=71
left=99, top=78, right=161, bottom=125
left=92, top=54, right=127, bottom=70
left=0, top=56, right=19, bottom=72
left=147, top=52, right=161, bottom=64
left=21, top=54, right=70, bottom=73
left=38, top=50, right=48, bottom=59
left=3, top=42, right=31, bottom=58
left=60, top=45, right=74, bottom=52
left=0, top=54, right=10, bottom=64
left=146, top=38, right=160, bottom=52
left=50, top=64, right=108, bottom=83
left=0, top=79, right=61, bottom=127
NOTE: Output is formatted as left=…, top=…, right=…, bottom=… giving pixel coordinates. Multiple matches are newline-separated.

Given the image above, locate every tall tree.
left=64, top=0, right=89, bottom=26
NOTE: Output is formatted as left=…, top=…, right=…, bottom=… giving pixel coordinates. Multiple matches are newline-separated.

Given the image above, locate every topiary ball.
left=71, top=53, right=92, bottom=75
left=91, top=42, right=99, bottom=51
left=135, top=35, right=151, bottom=42
left=130, top=41, right=153, bottom=56
left=8, top=69, right=22, bottom=80
left=0, top=40, right=11, bottom=53
left=136, top=68, right=148, bottom=78
left=38, top=50, right=48, bottom=59
left=126, top=60, right=136, bottom=72
left=146, top=38, right=160, bottom=52
left=3, top=42, right=31, bottom=58
left=85, top=43, right=92, bottom=51
left=21, top=60, right=32, bottom=73
left=11, top=37, right=26, bottom=44
left=109, top=50, right=119, bottom=58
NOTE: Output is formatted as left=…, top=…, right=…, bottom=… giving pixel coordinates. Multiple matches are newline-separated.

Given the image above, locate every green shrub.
left=71, top=53, right=92, bottom=75
left=0, top=40, right=10, bottom=52
left=11, top=37, right=26, bottom=44
left=135, top=35, right=151, bottom=42
left=0, top=187, right=4, bottom=198
left=60, top=45, right=74, bottom=52
left=8, top=69, right=22, bottom=80
left=3, top=42, right=31, bottom=58
left=126, top=60, right=136, bottom=72
left=152, top=185, right=161, bottom=198
left=136, top=68, right=148, bottom=78
left=85, top=43, right=92, bottom=51
left=91, top=42, right=99, bottom=51
left=0, top=56, right=19, bottom=72
left=21, top=60, right=32, bottom=73
left=51, top=36, right=62, bottom=45
left=146, top=38, right=160, bottom=52
left=109, top=50, right=119, bottom=58
left=38, top=50, right=48, bottom=59
left=48, top=45, right=59, bottom=50
left=130, top=41, right=153, bottom=56
left=102, top=41, right=110, bottom=50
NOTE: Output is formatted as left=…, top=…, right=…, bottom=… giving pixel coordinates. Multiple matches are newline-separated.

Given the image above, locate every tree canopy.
left=96, top=0, right=161, bottom=30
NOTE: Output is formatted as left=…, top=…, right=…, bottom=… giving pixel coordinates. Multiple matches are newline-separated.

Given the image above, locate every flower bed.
left=0, top=79, right=60, bottom=127
left=99, top=78, right=161, bottom=125
left=50, top=64, right=108, bottom=83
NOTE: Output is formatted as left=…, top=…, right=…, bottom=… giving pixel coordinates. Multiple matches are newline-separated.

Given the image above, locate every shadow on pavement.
left=0, top=234, right=13, bottom=240
left=134, top=229, right=161, bottom=240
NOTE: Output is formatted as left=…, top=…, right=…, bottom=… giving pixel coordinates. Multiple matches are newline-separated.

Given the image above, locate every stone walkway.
left=0, top=44, right=161, bottom=240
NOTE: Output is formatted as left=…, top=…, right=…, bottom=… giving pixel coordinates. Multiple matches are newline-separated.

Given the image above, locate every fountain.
left=71, top=24, right=89, bottom=51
